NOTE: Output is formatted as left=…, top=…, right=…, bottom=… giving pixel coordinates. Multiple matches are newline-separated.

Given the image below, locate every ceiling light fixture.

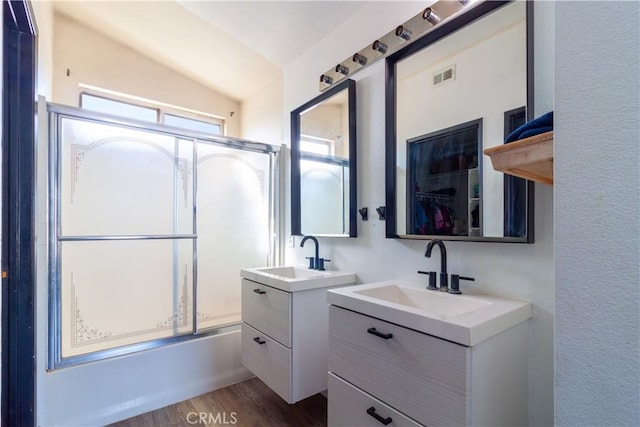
left=319, top=0, right=477, bottom=91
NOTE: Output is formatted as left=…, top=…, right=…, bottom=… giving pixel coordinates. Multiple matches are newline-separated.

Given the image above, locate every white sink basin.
left=255, top=266, right=328, bottom=279
left=328, top=280, right=531, bottom=346
left=241, top=266, right=356, bottom=292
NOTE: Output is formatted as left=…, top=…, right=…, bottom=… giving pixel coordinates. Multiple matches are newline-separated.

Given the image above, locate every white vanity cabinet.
left=241, top=275, right=355, bottom=404
left=328, top=305, right=529, bottom=426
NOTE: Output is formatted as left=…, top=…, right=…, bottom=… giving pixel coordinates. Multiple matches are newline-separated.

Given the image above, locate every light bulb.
left=395, top=25, right=412, bottom=41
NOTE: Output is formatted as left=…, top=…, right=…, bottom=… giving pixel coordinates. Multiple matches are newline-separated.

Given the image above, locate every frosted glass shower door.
left=50, top=105, right=279, bottom=367
left=56, top=117, right=195, bottom=358
left=196, top=143, right=272, bottom=331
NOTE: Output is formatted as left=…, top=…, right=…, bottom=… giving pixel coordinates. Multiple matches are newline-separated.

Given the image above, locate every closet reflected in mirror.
left=408, top=119, right=482, bottom=237
left=387, top=1, right=533, bottom=242
left=291, top=79, right=356, bottom=237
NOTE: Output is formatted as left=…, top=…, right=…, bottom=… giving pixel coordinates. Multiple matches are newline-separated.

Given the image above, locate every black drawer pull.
left=253, top=288, right=266, bottom=294
left=367, top=407, right=392, bottom=425
left=367, top=327, right=393, bottom=340
left=253, top=337, right=266, bottom=345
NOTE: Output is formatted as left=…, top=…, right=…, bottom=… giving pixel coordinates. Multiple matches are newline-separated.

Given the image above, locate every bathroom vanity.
left=327, top=281, right=532, bottom=426
left=240, top=266, right=356, bottom=404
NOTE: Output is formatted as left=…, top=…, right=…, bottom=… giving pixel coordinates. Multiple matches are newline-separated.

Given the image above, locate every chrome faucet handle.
left=417, top=270, right=438, bottom=291
left=449, top=274, right=475, bottom=294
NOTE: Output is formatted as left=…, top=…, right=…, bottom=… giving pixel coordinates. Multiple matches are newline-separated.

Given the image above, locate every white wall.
left=31, top=0, right=54, bottom=99
left=276, top=2, right=554, bottom=425
left=241, top=74, right=283, bottom=145
left=554, top=2, right=639, bottom=425
left=53, top=13, right=242, bottom=137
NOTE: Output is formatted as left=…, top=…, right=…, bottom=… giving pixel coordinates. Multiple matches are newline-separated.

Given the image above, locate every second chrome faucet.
left=300, top=235, right=330, bottom=270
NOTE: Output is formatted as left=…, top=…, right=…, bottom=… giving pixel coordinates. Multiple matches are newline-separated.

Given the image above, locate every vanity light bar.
left=319, top=0, right=481, bottom=91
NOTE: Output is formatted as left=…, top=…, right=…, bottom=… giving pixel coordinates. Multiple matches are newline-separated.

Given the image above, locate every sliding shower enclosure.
left=47, top=104, right=280, bottom=368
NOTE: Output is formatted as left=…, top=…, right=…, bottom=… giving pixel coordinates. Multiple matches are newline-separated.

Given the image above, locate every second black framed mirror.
left=291, top=79, right=357, bottom=237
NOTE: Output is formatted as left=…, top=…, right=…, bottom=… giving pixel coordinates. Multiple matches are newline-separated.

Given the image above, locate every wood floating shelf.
left=483, top=131, right=554, bottom=185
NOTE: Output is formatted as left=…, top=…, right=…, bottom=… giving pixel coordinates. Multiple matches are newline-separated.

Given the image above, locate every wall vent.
left=433, top=65, right=456, bottom=86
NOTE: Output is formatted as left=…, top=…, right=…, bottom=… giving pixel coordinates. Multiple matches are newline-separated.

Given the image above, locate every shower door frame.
left=47, top=103, right=281, bottom=369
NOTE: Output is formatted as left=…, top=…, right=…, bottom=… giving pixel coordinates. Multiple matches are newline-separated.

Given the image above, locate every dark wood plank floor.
left=109, top=377, right=327, bottom=427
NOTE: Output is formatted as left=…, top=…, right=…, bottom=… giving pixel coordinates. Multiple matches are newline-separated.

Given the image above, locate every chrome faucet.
left=425, top=239, right=448, bottom=292
left=300, top=235, right=329, bottom=270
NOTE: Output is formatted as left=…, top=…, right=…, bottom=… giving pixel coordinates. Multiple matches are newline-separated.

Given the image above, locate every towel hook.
left=359, top=207, right=368, bottom=221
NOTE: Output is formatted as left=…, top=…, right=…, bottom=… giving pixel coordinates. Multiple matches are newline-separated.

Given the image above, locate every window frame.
left=79, top=90, right=226, bottom=136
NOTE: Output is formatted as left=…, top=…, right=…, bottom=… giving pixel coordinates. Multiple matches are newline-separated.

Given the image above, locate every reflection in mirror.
left=387, top=1, right=533, bottom=242
left=407, top=119, right=482, bottom=237
left=291, top=79, right=356, bottom=237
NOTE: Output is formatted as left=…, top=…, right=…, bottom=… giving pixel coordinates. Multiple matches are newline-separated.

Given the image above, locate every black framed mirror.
left=291, top=79, right=357, bottom=237
left=385, top=0, right=534, bottom=242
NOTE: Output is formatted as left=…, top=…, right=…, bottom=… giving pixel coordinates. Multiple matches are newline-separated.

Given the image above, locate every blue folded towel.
left=505, top=111, right=553, bottom=143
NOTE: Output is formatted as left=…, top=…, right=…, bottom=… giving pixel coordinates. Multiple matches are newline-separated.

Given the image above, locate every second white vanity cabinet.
left=328, top=304, right=529, bottom=426
left=240, top=268, right=355, bottom=404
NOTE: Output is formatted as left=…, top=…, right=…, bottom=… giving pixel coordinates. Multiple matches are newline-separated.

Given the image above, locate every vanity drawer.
left=241, top=323, right=292, bottom=402
left=241, top=278, right=291, bottom=347
left=328, top=373, right=422, bottom=427
left=329, top=306, right=470, bottom=426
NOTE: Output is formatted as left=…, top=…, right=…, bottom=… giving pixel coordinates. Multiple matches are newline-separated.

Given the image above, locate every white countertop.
left=241, top=266, right=356, bottom=292
left=328, top=279, right=532, bottom=346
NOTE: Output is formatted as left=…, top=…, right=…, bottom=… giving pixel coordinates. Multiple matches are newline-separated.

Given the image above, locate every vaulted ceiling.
left=53, top=1, right=373, bottom=102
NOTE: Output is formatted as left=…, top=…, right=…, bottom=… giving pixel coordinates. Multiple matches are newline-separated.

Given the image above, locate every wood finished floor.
left=108, top=377, right=327, bottom=427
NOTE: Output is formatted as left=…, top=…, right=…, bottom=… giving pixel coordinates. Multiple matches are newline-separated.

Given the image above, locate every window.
left=164, top=114, right=221, bottom=135
left=80, top=91, right=224, bottom=136
left=80, top=94, right=158, bottom=122
left=300, top=134, right=333, bottom=156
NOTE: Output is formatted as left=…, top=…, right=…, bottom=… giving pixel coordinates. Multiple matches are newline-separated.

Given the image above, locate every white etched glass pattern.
left=196, top=142, right=271, bottom=331
left=60, top=239, right=193, bottom=357
left=59, top=117, right=194, bottom=236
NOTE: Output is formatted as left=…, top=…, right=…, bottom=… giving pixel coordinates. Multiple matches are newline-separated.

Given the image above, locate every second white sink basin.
left=354, top=284, right=491, bottom=317
left=241, top=266, right=356, bottom=292
left=328, top=280, right=532, bottom=346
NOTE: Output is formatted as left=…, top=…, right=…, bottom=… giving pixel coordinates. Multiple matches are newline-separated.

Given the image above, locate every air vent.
left=433, top=65, right=456, bottom=87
